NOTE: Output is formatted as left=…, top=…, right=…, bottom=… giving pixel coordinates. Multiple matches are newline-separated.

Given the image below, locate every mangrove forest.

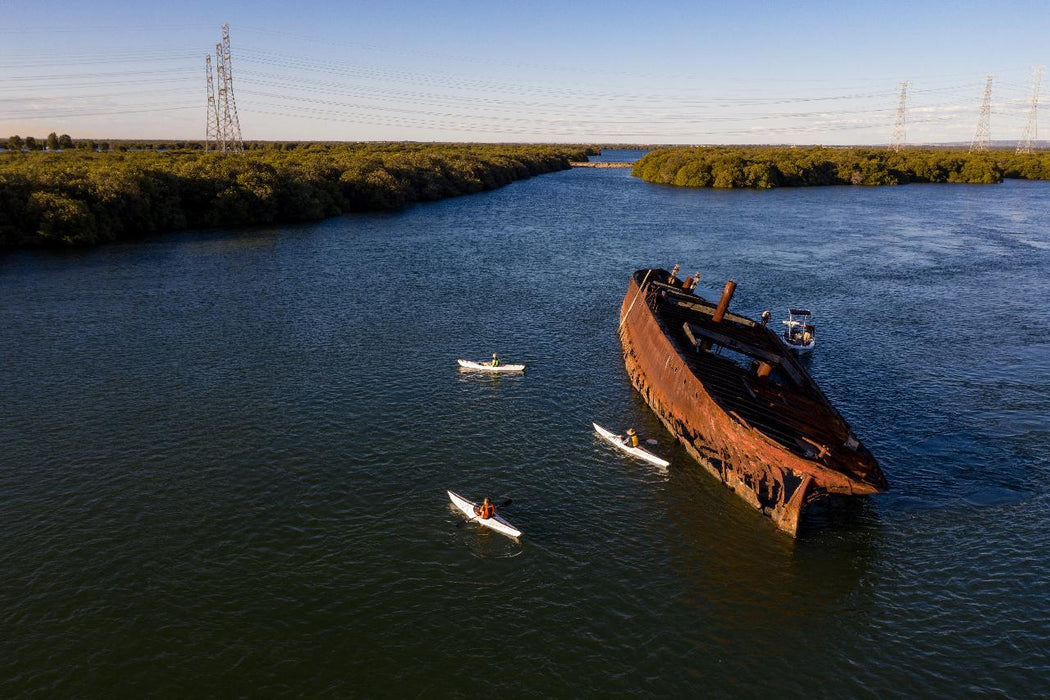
left=633, top=147, right=1050, bottom=189
left=0, top=143, right=591, bottom=249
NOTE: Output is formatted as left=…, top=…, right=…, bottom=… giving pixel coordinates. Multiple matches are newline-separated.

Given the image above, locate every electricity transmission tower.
left=970, top=75, right=994, bottom=153
left=204, top=55, right=220, bottom=151
left=1017, top=66, right=1044, bottom=154
left=204, top=23, right=243, bottom=152
left=891, top=81, right=909, bottom=152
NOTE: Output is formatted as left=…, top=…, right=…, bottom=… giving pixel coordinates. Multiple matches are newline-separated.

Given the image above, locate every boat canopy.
left=788, top=308, right=812, bottom=316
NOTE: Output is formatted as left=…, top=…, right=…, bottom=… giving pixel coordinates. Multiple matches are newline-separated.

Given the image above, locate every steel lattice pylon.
left=891, top=81, right=909, bottom=152
left=970, top=76, right=994, bottom=153
left=204, top=23, right=243, bottom=152
left=1017, top=66, right=1044, bottom=154
left=204, top=55, right=220, bottom=151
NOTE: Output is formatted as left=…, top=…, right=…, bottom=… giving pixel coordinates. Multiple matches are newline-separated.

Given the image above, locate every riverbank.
left=634, top=146, right=1050, bottom=188
left=0, top=144, right=591, bottom=248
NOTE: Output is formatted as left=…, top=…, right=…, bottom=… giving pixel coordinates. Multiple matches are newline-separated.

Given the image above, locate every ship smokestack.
left=712, top=280, right=736, bottom=323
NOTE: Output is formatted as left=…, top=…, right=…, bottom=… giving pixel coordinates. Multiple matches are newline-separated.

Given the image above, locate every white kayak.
left=447, top=490, right=522, bottom=539
left=457, top=359, right=526, bottom=372
left=592, top=422, right=670, bottom=468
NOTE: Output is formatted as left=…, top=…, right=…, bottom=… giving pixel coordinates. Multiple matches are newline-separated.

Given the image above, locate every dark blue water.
left=589, top=148, right=647, bottom=162
left=2, top=168, right=1049, bottom=695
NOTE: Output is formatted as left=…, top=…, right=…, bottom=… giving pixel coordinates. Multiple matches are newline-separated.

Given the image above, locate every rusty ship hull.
left=618, top=269, right=887, bottom=536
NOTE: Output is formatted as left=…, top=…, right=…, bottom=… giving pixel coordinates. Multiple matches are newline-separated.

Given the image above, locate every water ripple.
left=2, top=170, right=1049, bottom=695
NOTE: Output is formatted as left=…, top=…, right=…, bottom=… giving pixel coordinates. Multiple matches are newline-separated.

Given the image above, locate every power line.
left=0, top=105, right=197, bottom=121
left=236, top=99, right=970, bottom=140
left=0, top=87, right=199, bottom=103
left=0, top=26, right=1031, bottom=143
left=0, top=68, right=194, bottom=83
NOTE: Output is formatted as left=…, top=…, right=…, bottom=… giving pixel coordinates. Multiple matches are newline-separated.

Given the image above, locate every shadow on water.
left=653, top=455, right=882, bottom=692
left=444, top=504, right=526, bottom=560
left=799, top=493, right=882, bottom=534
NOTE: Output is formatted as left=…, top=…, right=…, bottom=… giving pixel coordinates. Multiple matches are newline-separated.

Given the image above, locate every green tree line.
left=633, top=147, right=1050, bottom=189
left=0, top=143, right=591, bottom=248
left=5, top=133, right=75, bottom=151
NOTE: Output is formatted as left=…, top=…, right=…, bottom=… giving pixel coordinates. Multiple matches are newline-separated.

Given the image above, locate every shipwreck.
left=618, top=267, right=887, bottom=536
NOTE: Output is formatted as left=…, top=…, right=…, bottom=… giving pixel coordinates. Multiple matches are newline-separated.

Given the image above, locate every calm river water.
left=2, top=152, right=1049, bottom=696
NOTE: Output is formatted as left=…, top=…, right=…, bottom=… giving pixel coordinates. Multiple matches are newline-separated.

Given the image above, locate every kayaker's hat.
left=627, top=428, right=636, bottom=435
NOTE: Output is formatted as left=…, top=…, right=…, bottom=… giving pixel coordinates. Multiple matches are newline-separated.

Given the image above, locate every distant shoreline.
left=634, top=146, right=1050, bottom=188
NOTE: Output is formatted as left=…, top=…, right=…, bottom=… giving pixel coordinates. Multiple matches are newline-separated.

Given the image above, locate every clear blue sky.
left=1, top=0, right=1046, bottom=144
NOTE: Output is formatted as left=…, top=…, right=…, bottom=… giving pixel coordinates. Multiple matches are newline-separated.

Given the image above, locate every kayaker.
left=624, top=428, right=640, bottom=448
left=474, top=497, right=496, bottom=520
left=490, top=352, right=501, bottom=368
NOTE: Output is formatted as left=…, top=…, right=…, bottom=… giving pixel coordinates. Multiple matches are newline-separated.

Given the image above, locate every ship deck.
left=642, top=276, right=883, bottom=489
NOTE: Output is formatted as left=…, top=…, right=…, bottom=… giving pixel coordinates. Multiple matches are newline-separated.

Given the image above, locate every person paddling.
left=490, top=352, right=501, bottom=368
left=474, top=497, right=496, bottom=520
left=623, top=427, right=640, bottom=448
